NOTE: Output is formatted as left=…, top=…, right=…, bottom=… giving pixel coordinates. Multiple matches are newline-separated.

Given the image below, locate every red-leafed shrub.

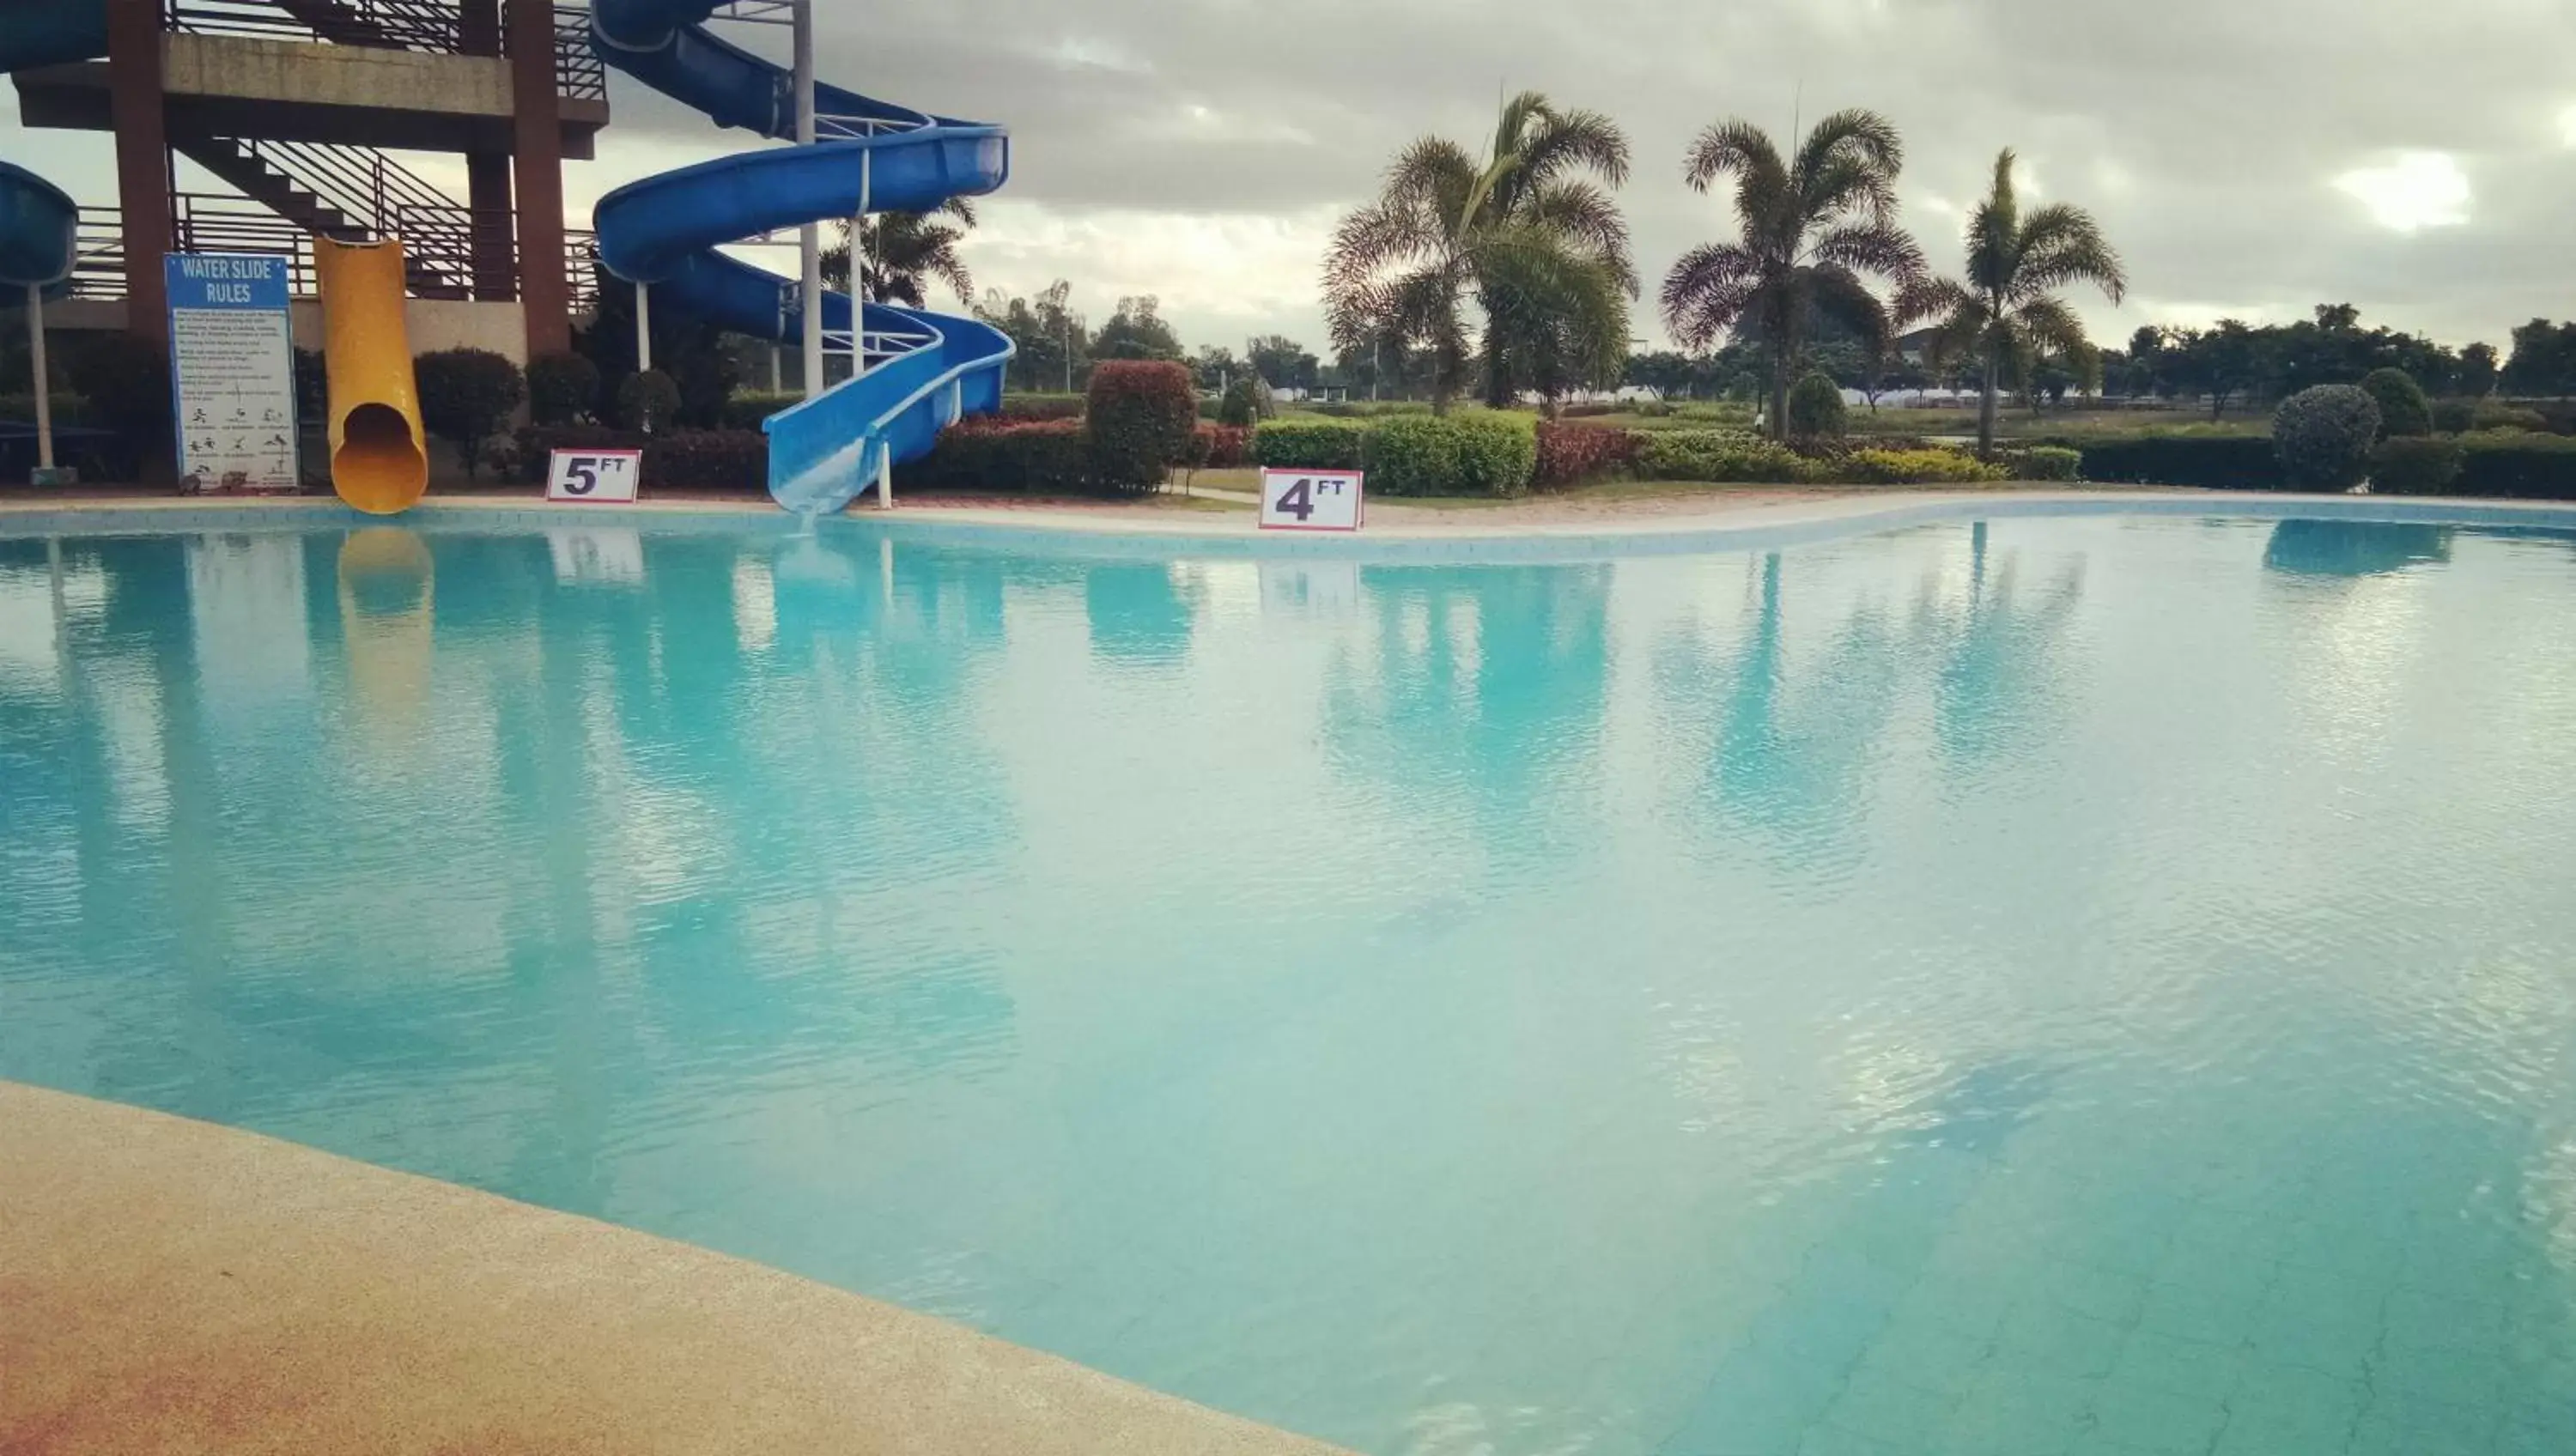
left=1534, top=421, right=1639, bottom=488
left=1193, top=422, right=1253, bottom=468
left=898, top=417, right=1094, bottom=493
left=1084, top=360, right=1197, bottom=494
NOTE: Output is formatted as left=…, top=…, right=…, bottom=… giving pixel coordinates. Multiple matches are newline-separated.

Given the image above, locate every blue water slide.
left=0, top=161, right=78, bottom=291
left=587, top=0, right=1013, bottom=513
left=0, top=2, right=108, bottom=77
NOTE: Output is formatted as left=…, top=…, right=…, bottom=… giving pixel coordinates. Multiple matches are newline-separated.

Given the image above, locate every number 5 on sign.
left=545, top=448, right=643, bottom=504
left=1258, top=467, right=1364, bottom=532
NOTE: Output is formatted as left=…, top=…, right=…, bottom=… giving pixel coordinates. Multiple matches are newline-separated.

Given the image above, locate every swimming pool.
left=3, top=509, right=2573, bottom=1455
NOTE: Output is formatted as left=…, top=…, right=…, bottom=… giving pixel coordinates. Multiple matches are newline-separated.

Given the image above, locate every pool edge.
left=6, top=489, right=2575, bottom=562
left=0, top=1078, right=1352, bottom=1456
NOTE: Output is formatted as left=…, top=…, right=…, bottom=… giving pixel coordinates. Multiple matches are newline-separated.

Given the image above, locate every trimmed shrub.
left=2453, top=431, right=2576, bottom=498
left=1218, top=374, right=1274, bottom=427
left=414, top=348, right=525, bottom=480
left=2273, top=385, right=2381, bottom=491
left=999, top=391, right=1085, bottom=422
left=1845, top=447, right=2005, bottom=485
left=1085, top=360, right=1197, bottom=494
left=2471, top=401, right=2547, bottom=434
left=2001, top=446, right=2082, bottom=482
left=0, top=391, right=88, bottom=428
left=2078, top=435, right=2282, bottom=489
left=648, top=429, right=767, bottom=489
left=66, top=331, right=172, bottom=458
left=617, top=369, right=682, bottom=434
left=899, top=417, right=1093, bottom=494
left=719, top=390, right=802, bottom=431
left=1786, top=372, right=1847, bottom=446
left=1254, top=416, right=1369, bottom=470
left=1534, top=422, right=1640, bottom=488
left=2430, top=398, right=2477, bottom=435
left=2368, top=436, right=2464, bottom=496
left=2359, top=368, right=2432, bottom=439
left=1368, top=412, right=1538, bottom=498
left=499, top=424, right=646, bottom=484
left=527, top=351, right=600, bottom=427
left=1635, top=428, right=1810, bottom=482
left=1193, top=422, right=1253, bottom=469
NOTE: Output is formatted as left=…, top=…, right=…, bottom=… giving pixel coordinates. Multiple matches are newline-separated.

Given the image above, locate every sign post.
left=165, top=253, right=298, bottom=494
left=1256, top=466, right=1364, bottom=532
left=545, top=446, right=643, bottom=503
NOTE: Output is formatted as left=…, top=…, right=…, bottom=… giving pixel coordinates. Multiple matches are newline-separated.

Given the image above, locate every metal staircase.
left=173, top=135, right=480, bottom=298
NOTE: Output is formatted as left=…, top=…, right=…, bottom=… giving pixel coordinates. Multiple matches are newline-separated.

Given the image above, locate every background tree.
left=1661, top=108, right=1927, bottom=440
left=2458, top=342, right=2500, bottom=398
left=823, top=200, right=976, bottom=308
left=1192, top=345, right=1242, bottom=393
left=2502, top=318, right=2576, bottom=398
left=1091, top=295, right=1185, bottom=361
left=1918, top=149, right=2125, bottom=456
left=413, top=348, right=524, bottom=478
left=975, top=281, right=1088, bottom=392
left=1247, top=334, right=1321, bottom=391
left=1325, top=90, right=1635, bottom=413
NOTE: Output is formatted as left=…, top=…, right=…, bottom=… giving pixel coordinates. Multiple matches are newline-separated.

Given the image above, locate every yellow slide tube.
left=314, top=237, right=428, bottom=515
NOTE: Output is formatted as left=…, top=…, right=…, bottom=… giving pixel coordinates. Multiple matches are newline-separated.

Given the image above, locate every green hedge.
left=2077, top=435, right=2284, bottom=489
left=1254, top=416, right=1369, bottom=470
left=2453, top=431, right=2576, bottom=498
left=1086, top=361, right=1196, bottom=494
left=1634, top=428, right=1808, bottom=482
left=2002, top=446, right=2082, bottom=482
left=999, top=392, right=1085, bottom=422
left=1845, top=447, right=2003, bottom=485
left=1368, top=412, right=1536, bottom=497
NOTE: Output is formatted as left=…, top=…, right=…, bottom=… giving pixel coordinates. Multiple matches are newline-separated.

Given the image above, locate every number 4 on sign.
left=1258, top=467, right=1364, bottom=532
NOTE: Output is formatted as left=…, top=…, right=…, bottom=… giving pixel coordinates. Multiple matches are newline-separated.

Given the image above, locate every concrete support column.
left=506, top=0, right=569, bottom=358
left=106, top=0, right=171, bottom=349
left=465, top=153, right=517, bottom=302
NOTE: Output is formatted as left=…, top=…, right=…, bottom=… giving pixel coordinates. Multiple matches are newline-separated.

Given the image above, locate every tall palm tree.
left=1324, top=91, right=1634, bottom=414
left=823, top=198, right=977, bottom=309
left=1920, top=149, right=2126, bottom=458
left=1660, top=109, right=1927, bottom=440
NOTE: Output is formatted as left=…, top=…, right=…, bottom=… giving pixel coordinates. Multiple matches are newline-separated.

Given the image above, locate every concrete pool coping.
left=0, top=1080, right=1350, bottom=1456
left=6, top=488, right=2576, bottom=562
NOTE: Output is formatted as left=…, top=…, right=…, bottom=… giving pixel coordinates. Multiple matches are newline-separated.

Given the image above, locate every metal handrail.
left=73, top=198, right=598, bottom=309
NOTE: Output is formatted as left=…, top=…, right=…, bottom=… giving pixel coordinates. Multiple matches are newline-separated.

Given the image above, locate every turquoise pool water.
left=4, top=513, right=2574, bottom=1455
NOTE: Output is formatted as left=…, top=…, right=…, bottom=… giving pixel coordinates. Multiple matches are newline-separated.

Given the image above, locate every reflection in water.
left=1928, top=521, right=2087, bottom=770
left=337, top=527, right=434, bottom=735
left=2263, top=518, right=2454, bottom=576
left=1085, top=563, right=1200, bottom=666
left=1321, top=564, right=1611, bottom=864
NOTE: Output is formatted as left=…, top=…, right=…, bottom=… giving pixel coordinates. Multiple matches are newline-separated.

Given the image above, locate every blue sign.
left=164, top=252, right=293, bottom=312
left=165, top=252, right=299, bottom=493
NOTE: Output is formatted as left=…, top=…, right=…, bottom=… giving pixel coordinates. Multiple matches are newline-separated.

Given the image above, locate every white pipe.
left=634, top=281, right=652, bottom=377
left=27, top=285, right=52, bottom=473
left=852, top=148, right=872, bottom=379
left=874, top=441, right=892, bottom=510
left=794, top=0, right=822, bottom=401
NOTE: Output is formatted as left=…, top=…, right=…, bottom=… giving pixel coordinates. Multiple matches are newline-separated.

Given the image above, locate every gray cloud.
left=10, top=0, right=2571, bottom=351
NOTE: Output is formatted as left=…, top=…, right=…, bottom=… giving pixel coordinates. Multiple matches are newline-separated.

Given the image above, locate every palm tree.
left=823, top=198, right=977, bottom=309
left=1324, top=91, right=1634, bottom=414
left=1919, top=149, right=2126, bottom=458
left=1659, top=109, right=1927, bottom=441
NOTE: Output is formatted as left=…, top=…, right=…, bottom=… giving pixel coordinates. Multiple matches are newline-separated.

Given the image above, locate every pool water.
left=4, top=513, right=2574, bottom=1456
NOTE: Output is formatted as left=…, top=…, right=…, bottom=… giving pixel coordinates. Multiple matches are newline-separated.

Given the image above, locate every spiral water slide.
left=587, top=1, right=1013, bottom=513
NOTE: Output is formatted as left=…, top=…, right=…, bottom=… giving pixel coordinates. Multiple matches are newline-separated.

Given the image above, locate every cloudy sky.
left=9, top=0, right=2573, bottom=355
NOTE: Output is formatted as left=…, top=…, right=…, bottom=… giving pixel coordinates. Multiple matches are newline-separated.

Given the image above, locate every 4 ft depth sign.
left=1257, top=467, right=1364, bottom=532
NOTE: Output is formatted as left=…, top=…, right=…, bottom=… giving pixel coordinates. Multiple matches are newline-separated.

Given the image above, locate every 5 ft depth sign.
left=1257, top=467, right=1364, bottom=532
left=545, top=448, right=642, bottom=504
